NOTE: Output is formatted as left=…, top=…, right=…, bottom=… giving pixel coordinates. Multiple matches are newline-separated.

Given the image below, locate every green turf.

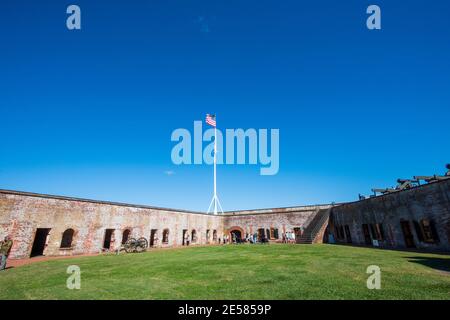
left=1, top=244, right=449, bottom=300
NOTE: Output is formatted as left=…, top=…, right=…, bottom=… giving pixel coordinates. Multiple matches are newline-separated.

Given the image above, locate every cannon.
left=414, top=174, right=450, bottom=183
left=123, top=237, right=148, bottom=253
left=372, top=188, right=397, bottom=195
left=372, top=179, right=418, bottom=195
left=396, top=179, right=419, bottom=190
left=414, top=175, right=440, bottom=183
left=414, top=164, right=450, bottom=183
left=371, top=164, right=450, bottom=198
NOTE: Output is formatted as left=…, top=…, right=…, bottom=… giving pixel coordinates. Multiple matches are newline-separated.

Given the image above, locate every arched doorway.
left=230, top=230, right=242, bottom=242
left=122, top=229, right=131, bottom=244
left=226, top=226, right=245, bottom=243
left=150, top=229, right=158, bottom=247
left=60, top=228, right=75, bottom=248
left=162, top=229, right=170, bottom=244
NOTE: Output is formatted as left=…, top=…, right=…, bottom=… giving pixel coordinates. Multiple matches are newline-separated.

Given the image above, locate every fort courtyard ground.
left=1, top=244, right=449, bottom=300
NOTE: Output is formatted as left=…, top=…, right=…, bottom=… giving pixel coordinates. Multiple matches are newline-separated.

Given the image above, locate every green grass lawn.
left=1, top=244, right=449, bottom=300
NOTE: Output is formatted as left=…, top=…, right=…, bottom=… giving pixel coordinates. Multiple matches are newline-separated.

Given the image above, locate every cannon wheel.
left=136, top=237, right=148, bottom=252
left=125, top=238, right=137, bottom=253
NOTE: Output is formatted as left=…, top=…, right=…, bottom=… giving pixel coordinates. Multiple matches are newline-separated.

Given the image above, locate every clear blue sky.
left=1, top=0, right=449, bottom=211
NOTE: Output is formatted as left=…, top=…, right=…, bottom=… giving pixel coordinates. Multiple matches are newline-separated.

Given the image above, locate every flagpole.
left=213, top=126, right=217, bottom=214
left=206, top=114, right=223, bottom=215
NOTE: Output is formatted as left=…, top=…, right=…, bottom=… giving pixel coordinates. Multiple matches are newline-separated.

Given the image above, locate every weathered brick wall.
left=0, top=191, right=224, bottom=259
left=3, top=178, right=449, bottom=259
left=0, top=190, right=331, bottom=259
left=224, top=205, right=331, bottom=239
left=330, top=179, right=450, bottom=251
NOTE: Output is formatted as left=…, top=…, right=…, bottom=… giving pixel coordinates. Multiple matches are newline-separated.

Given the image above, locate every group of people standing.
left=224, top=230, right=299, bottom=244
left=216, top=233, right=249, bottom=244
left=282, top=231, right=297, bottom=244
left=245, top=233, right=266, bottom=244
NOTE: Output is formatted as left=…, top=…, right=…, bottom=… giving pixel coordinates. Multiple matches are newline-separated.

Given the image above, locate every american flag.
left=206, top=114, right=216, bottom=127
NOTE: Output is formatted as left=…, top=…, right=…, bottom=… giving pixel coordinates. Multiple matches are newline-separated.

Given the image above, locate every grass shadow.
left=0, top=266, right=14, bottom=271
left=407, top=256, right=450, bottom=273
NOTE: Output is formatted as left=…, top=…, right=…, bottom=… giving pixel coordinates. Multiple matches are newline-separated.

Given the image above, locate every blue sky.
left=1, top=0, right=449, bottom=211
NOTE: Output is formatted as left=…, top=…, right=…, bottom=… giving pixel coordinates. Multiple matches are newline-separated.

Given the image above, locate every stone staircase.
left=297, top=208, right=331, bottom=244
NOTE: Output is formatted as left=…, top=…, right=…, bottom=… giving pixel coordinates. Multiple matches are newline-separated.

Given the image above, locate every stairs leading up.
left=297, top=208, right=331, bottom=244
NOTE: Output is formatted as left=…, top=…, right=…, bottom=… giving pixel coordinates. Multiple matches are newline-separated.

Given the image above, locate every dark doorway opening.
left=257, top=228, right=265, bottom=241
left=103, top=229, right=114, bottom=250
left=362, top=224, right=372, bottom=245
left=191, top=230, right=197, bottom=243
left=122, top=229, right=131, bottom=245
left=294, top=227, right=301, bottom=243
left=230, top=230, right=242, bottom=242
left=182, top=229, right=187, bottom=245
left=60, top=229, right=75, bottom=248
left=344, top=225, right=352, bottom=243
left=150, top=229, right=158, bottom=247
left=162, top=229, right=169, bottom=244
left=30, top=228, right=51, bottom=257
left=400, top=220, right=416, bottom=248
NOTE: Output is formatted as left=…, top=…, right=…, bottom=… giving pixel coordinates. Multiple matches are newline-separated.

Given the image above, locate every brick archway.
left=226, top=226, right=245, bottom=240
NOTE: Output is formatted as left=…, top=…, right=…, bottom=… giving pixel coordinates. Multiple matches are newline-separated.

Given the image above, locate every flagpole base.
left=207, top=195, right=224, bottom=215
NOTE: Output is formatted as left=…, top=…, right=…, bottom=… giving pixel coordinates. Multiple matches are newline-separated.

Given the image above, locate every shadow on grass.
left=407, top=256, right=450, bottom=273
left=0, top=266, right=14, bottom=271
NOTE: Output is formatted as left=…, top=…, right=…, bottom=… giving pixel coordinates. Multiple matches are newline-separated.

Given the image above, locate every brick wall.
left=0, top=191, right=224, bottom=259
left=224, top=205, right=331, bottom=240
left=2, top=179, right=449, bottom=259
left=329, top=179, right=450, bottom=251
left=0, top=190, right=331, bottom=259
